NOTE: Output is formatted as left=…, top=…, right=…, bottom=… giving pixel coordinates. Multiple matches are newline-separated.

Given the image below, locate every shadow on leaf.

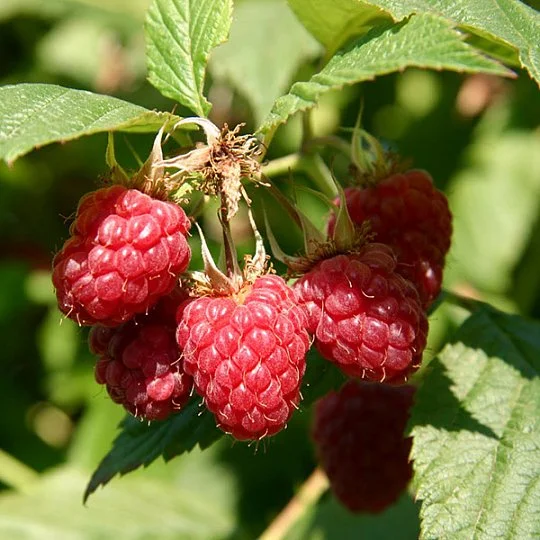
left=410, top=357, right=498, bottom=440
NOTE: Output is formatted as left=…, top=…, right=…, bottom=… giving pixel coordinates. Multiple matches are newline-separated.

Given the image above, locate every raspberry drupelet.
left=90, top=290, right=193, bottom=421
left=53, top=185, right=191, bottom=326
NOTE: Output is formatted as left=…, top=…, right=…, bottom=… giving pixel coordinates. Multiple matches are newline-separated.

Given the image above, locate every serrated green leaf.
left=365, top=0, right=540, bottom=87
left=289, top=0, right=540, bottom=86
left=84, top=398, right=221, bottom=502
left=210, top=0, right=321, bottom=124
left=86, top=347, right=344, bottom=501
left=0, top=84, right=181, bottom=164
left=287, top=0, right=392, bottom=53
left=145, top=0, right=233, bottom=116
left=258, top=13, right=513, bottom=137
left=410, top=304, right=540, bottom=539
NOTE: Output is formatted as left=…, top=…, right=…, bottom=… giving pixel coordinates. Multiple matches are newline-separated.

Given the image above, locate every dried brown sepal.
left=160, top=119, right=262, bottom=219
left=103, top=128, right=182, bottom=202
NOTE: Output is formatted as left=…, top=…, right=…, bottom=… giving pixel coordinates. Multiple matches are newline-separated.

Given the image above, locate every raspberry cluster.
left=51, top=125, right=451, bottom=457
left=301, top=167, right=451, bottom=513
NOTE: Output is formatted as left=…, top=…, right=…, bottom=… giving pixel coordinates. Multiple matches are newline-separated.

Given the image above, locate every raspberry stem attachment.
left=219, top=192, right=238, bottom=280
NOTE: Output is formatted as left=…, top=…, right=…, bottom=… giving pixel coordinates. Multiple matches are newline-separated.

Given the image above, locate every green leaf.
left=145, top=0, right=233, bottom=116
left=410, top=304, right=540, bottom=539
left=0, top=460, right=237, bottom=539
left=0, top=84, right=181, bottom=164
left=287, top=0, right=392, bottom=54
left=84, top=398, right=221, bottom=501
left=258, top=13, right=513, bottom=137
left=364, top=0, right=540, bottom=86
left=210, top=0, right=321, bottom=124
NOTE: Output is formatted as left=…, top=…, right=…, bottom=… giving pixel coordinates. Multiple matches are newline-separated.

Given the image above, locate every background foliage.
left=0, top=0, right=539, bottom=538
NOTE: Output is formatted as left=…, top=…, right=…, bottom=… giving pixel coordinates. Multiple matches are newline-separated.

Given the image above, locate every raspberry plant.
left=0, top=0, right=539, bottom=538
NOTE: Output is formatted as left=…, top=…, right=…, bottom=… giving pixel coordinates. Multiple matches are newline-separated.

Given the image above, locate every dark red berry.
left=90, top=291, right=192, bottom=421
left=53, top=185, right=191, bottom=326
left=312, top=380, right=415, bottom=514
left=294, top=244, right=428, bottom=383
left=328, top=171, right=452, bottom=308
left=176, top=274, right=310, bottom=440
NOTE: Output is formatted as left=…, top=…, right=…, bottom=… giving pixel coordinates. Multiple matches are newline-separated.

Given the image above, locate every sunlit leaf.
left=258, top=14, right=512, bottom=137
left=145, top=0, right=233, bottom=116
left=410, top=304, right=540, bottom=539
left=0, top=84, right=180, bottom=164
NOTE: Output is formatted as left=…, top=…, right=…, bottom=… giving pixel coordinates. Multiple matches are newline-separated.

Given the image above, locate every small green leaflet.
left=365, top=0, right=540, bottom=87
left=0, top=84, right=181, bottom=165
left=410, top=303, right=540, bottom=539
left=145, top=0, right=233, bottom=117
left=288, top=0, right=540, bottom=86
left=257, top=13, right=513, bottom=138
left=287, top=0, right=392, bottom=54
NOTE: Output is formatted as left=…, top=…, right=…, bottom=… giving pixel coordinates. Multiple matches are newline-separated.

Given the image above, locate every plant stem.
left=261, top=154, right=302, bottom=178
left=219, top=194, right=237, bottom=279
left=301, top=110, right=314, bottom=147
left=440, top=289, right=483, bottom=313
left=261, top=153, right=337, bottom=198
left=303, top=135, right=352, bottom=158
left=0, top=449, right=39, bottom=492
left=259, top=467, right=330, bottom=540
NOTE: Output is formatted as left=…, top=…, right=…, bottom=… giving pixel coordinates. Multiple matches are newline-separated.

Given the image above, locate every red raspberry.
left=312, top=380, right=415, bottom=514
left=90, top=291, right=193, bottom=421
left=176, top=274, right=310, bottom=440
left=293, top=244, right=428, bottom=383
left=52, top=185, right=191, bottom=326
left=328, top=171, right=452, bottom=308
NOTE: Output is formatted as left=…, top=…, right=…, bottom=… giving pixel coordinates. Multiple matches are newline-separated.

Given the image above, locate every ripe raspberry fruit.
left=53, top=185, right=191, bottom=326
left=90, top=291, right=193, bottom=421
left=176, top=274, right=310, bottom=441
left=328, top=170, right=452, bottom=308
left=293, top=244, right=428, bottom=383
left=312, top=380, right=415, bottom=514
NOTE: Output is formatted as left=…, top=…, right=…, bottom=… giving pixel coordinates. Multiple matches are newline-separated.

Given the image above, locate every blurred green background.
left=1, top=0, right=539, bottom=538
